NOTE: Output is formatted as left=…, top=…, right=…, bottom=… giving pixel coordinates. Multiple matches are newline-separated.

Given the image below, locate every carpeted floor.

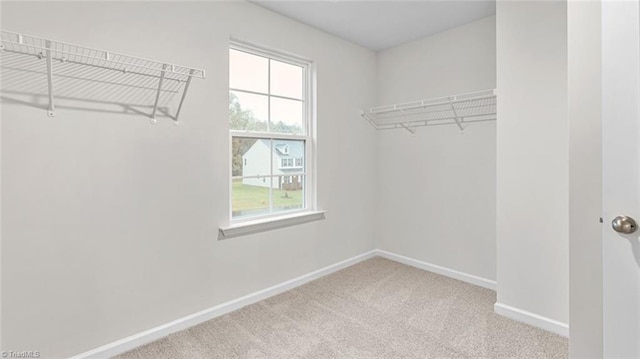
left=115, top=257, right=568, bottom=358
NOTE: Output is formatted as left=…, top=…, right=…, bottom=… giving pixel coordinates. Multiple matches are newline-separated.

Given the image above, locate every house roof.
left=257, top=139, right=304, bottom=158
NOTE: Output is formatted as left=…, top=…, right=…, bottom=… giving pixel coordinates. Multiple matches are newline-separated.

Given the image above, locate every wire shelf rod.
left=0, top=31, right=205, bottom=79
left=361, top=89, right=496, bottom=133
left=369, top=102, right=495, bottom=121
left=375, top=117, right=496, bottom=131
left=1, top=48, right=186, bottom=84
left=0, top=41, right=199, bottom=80
left=365, top=93, right=496, bottom=116
left=380, top=113, right=496, bottom=127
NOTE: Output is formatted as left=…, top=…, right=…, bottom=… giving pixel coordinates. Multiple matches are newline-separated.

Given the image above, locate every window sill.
left=218, top=210, right=326, bottom=240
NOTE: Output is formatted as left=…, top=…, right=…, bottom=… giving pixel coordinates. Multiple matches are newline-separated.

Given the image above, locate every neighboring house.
left=242, top=139, right=304, bottom=190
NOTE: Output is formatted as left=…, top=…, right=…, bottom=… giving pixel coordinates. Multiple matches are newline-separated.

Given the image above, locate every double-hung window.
left=229, top=41, right=313, bottom=221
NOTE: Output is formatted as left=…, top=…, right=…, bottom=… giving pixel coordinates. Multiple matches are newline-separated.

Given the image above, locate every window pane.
left=230, top=91, right=268, bottom=131
left=270, top=97, right=303, bottom=134
left=273, top=175, right=305, bottom=214
left=270, top=60, right=303, bottom=99
left=232, top=178, right=271, bottom=219
left=229, top=49, right=268, bottom=93
left=232, top=137, right=269, bottom=177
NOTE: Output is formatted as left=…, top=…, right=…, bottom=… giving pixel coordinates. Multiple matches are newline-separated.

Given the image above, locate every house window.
left=229, top=41, right=313, bottom=220
left=281, top=158, right=293, bottom=168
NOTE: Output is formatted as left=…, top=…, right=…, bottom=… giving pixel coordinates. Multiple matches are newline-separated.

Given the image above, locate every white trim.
left=229, top=131, right=308, bottom=141
left=494, top=302, right=569, bottom=338
left=232, top=173, right=306, bottom=181
left=69, top=249, right=571, bottom=358
left=375, top=250, right=568, bottom=337
left=374, top=249, right=497, bottom=290
left=70, top=250, right=377, bottom=359
left=230, top=37, right=312, bottom=67
left=229, top=87, right=303, bottom=103
left=219, top=210, right=325, bottom=239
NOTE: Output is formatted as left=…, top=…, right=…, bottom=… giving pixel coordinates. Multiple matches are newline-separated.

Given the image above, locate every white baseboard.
left=494, top=302, right=569, bottom=337
left=74, top=249, right=570, bottom=358
left=374, top=249, right=497, bottom=291
left=70, top=250, right=378, bottom=359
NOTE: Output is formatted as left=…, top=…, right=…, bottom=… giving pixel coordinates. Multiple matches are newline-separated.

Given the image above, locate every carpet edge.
left=70, top=250, right=378, bottom=359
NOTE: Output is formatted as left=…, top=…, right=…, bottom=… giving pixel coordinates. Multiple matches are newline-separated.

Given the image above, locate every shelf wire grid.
left=0, top=30, right=205, bottom=120
left=362, top=89, right=496, bottom=131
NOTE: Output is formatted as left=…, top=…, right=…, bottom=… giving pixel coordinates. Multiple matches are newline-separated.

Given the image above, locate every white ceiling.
left=252, top=1, right=496, bottom=51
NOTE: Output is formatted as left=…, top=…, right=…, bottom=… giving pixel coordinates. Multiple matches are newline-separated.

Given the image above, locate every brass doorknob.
left=611, top=216, right=637, bottom=234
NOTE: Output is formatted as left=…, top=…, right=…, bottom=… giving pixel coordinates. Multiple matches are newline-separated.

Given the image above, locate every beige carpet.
left=115, top=257, right=568, bottom=358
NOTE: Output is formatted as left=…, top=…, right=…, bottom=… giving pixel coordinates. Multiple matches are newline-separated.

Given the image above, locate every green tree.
left=229, top=92, right=267, bottom=132
left=230, top=92, right=258, bottom=176
left=270, top=120, right=302, bottom=134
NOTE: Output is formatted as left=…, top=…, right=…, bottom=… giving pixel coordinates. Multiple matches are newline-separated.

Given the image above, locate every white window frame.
left=227, top=39, right=317, bottom=226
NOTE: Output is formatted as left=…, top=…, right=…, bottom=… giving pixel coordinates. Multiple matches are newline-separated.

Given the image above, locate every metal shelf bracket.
left=173, top=69, right=195, bottom=125
left=450, top=100, right=464, bottom=133
left=150, top=64, right=167, bottom=124
left=360, top=111, right=378, bottom=129
left=45, top=40, right=55, bottom=117
left=400, top=123, right=416, bottom=134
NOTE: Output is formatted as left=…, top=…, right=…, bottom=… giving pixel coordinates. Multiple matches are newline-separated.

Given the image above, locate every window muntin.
left=229, top=44, right=311, bottom=221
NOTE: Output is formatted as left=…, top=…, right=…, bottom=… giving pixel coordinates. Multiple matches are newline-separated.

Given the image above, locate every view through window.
left=229, top=43, right=311, bottom=220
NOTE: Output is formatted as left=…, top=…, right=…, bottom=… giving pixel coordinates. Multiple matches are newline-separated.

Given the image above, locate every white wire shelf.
left=0, top=30, right=205, bottom=123
left=361, top=89, right=496, bottom=134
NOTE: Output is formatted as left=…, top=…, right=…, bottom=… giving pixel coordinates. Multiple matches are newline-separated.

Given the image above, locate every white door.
left=602, top=1, right=640, bottom=357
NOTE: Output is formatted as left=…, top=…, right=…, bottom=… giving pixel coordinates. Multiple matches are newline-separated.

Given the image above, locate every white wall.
left=0, top=2, right=377, bottom=357
left=568, top=2, right=602, bottom=356
left=375, top=16, right=497, bottom=281
left=496, top=1, right=569, bottom=325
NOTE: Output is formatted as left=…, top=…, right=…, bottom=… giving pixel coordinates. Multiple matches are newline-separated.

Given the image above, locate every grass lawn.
left=232, top=180, right=303, bottom=214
